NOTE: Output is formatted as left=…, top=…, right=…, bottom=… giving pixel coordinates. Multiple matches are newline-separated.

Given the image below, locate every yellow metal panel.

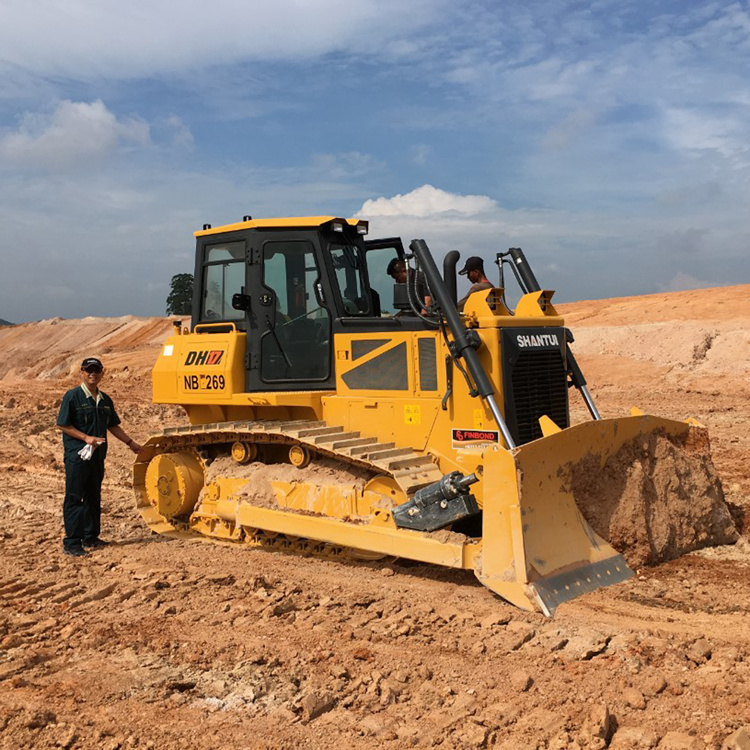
left=476, top=431, right=630, bottom=614
left=462, top=288, right=509, bottom=318
left=152, top=331, right=245, bottom=404
left=475, top=416, right=692, bottom=612
left=234, top=503, right=477, bottom=568
left=153, top=329, right=329, bottom=423
left=194, top=216, right=367, bottom=237
left=514, top=290, right=559, bottom=318
left=330, top=331, right=444, bottom=451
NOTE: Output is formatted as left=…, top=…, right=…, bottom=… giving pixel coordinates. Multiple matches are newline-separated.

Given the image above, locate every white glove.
left=78, top=443, right=95, bottom=461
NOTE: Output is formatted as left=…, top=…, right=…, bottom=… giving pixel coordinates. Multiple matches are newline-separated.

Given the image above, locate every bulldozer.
left=134, top=215, right=714, bottom=615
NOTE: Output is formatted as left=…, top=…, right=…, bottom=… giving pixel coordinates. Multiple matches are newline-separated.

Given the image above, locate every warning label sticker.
left=404, top=404, right=421, bottom=425
left=451, top=428, right=499, bottom=449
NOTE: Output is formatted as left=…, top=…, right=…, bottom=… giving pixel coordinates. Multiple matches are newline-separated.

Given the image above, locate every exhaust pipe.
left=442, top=250, right=460, bottom=307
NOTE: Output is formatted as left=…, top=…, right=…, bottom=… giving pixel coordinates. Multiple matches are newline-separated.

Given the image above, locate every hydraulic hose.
left=410, top=239, right=517, bottom=449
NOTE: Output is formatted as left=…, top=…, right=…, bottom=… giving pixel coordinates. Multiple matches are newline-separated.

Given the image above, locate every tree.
left=166, top=273, right=194, bottom=315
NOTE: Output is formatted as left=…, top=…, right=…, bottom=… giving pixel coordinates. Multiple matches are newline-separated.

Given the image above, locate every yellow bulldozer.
left=134, top=216, right=722, bottom=615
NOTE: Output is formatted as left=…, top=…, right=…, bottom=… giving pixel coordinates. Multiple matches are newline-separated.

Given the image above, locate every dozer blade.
left=476, top=415, right=699, bottom=615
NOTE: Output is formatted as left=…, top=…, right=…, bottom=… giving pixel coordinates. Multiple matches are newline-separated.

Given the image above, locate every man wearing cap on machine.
left=386, top=257, right=433, bottom=314
left=56, top=357, right=142, bottom=557
left=457, top=256, right=493, bottom=311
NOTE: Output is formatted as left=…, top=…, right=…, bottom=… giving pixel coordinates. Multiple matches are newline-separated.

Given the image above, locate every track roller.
left=231, top=441, right=258, bottom=464
left=288, top=444, right=311, bottom=468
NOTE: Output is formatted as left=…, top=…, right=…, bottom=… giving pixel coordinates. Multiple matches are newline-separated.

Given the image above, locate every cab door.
left=245, top=232, right=335, bottom=391
left=364, top=237, right=404, bottom=316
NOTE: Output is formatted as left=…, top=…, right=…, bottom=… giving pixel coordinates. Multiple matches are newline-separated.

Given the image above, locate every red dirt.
left=570, top=430, right=738, bottom=567
left=1, top=286, right=749, bottom=749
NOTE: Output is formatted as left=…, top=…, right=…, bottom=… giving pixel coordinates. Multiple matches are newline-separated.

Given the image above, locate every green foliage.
left=166, top=273, right=194, bottom=315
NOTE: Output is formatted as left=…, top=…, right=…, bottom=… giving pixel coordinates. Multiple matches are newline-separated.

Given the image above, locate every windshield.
left=328, top=242, right=371, bottom=316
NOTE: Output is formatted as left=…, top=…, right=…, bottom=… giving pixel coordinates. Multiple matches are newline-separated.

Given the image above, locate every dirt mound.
left=0, top=315, right=176, bottom=380
left=571, top=429, right=739, bottom=567
left=557, top=283, right=750, bottom=326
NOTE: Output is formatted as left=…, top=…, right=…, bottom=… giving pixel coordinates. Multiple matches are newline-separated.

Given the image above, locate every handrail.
left=194, top=322, right=238, bottom=334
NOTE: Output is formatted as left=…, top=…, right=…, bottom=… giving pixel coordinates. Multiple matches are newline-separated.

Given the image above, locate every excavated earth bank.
left=571, top=429, right=739, bottom=567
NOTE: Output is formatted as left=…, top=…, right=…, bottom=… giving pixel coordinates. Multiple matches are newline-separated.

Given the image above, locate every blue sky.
left=1, top=0, right=749, bottom=322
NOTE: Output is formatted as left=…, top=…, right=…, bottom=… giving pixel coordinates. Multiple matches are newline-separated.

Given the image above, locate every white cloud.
left=663, top=108, right=747, bottom=159
left=0, top=0, right=447, bottom=80
left=0, top=100, right=149, bottom=170
left=361, top=184, right=497, bottom=218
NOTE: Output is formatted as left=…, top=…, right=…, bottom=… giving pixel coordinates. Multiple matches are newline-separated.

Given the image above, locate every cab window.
left=328, top=243, right=371, bottom=316
left=201, top=241, right=245, bottom=321
left=365, top=246, right=399, bottom=316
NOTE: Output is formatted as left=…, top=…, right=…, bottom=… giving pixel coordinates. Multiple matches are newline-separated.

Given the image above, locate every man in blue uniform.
left=56, top=357, right=142, bottom=557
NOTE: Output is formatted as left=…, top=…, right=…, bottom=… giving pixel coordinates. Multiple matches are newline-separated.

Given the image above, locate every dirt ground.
left=1, top=287, right=749, bottom=750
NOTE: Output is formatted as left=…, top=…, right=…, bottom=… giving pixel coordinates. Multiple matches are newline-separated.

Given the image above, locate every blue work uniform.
left=56, top=384, right=121, bottom=551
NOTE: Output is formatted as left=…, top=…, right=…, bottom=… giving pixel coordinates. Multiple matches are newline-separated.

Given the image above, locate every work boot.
left=82, top=538, right=109, bottom=549
left=63, top=547, right=88, bottom=558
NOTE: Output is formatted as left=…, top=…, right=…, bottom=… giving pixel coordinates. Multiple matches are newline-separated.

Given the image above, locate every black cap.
left=81, top=357, right=103, bottom=371
left=386, top=257, right=405, bottom=277
left=458, top=256, right=484, bottom=275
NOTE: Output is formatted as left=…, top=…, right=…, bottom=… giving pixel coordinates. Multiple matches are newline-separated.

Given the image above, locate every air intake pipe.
left=508, top=247, right=541, bottom=293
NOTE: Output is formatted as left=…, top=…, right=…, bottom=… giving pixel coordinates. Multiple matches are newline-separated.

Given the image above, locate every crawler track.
left=133, top=419, right=445, bottom=550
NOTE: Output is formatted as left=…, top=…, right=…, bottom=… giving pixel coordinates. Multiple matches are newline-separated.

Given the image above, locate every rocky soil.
left=0, top=286, right=749, bottom=749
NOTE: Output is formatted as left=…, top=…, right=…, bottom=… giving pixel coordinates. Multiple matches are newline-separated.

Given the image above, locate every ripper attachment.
left=393, top=472, right=480, bottom=532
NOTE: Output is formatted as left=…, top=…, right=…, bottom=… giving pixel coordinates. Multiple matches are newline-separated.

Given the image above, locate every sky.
left=1, top=0, right=749, bottom=322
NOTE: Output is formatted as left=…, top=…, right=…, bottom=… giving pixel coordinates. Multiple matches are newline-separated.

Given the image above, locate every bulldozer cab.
left=192, top=217, right=412, bottom=392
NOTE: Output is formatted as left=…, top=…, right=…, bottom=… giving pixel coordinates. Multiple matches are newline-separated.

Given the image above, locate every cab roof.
left=194, top=216, right=367, bottom=237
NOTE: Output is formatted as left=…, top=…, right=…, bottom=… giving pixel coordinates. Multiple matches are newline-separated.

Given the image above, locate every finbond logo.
left=516, top=333, right=559, bottom=348
left=452, top=429, right=499, bottom=443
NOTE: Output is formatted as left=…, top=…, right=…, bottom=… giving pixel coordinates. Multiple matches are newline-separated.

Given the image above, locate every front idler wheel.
left=145, top=452, right=204, bottom=519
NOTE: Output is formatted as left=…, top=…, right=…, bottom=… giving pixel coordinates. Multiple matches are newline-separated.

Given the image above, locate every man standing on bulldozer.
left=457, top=256, right=493, bottom=310
left=56, top=357, right=142, bottom=557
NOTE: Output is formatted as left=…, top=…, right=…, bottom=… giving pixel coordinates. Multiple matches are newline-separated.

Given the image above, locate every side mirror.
left=231, top=293, right=252, bottom=312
